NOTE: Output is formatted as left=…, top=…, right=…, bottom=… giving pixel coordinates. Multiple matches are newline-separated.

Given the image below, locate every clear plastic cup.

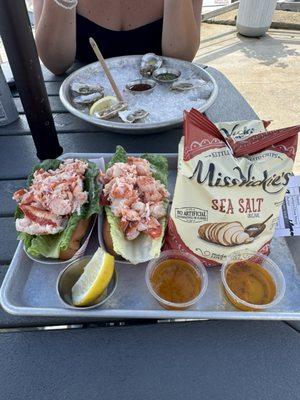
left=221, top=251, right=286, bottom=311
left=145, top=250, right=208, bottom=310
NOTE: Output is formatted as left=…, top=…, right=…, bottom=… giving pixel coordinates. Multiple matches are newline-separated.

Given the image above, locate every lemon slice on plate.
left=89, top=96, right=118, bottom=116
left=71, top=247, right=115, bottom=306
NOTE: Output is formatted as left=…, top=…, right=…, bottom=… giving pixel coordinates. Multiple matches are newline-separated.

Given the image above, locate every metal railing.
left=202, top=0, right=299, bottom=22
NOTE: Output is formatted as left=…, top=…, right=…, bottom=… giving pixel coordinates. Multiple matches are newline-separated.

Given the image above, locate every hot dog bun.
left=102, top=214, right=118, bottom=257
left=59, top=217, right=91, bottom=260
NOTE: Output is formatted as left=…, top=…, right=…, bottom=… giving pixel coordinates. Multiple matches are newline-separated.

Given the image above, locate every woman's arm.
left=33, top=0, right=77, bottom=75
left=162, top=0, right=202, bottom=61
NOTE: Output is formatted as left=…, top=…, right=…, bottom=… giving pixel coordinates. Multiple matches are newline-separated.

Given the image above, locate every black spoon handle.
left=262, top=214, right=274, bottom=225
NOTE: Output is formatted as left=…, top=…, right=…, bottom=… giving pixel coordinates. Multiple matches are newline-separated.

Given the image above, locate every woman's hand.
left=162, top=0, right=202, bottom=61
left=33, top=0, right=77, bottom=75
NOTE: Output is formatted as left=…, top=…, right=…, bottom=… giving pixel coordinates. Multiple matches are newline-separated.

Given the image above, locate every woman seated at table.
left=33, top=0, right=203, bottom=75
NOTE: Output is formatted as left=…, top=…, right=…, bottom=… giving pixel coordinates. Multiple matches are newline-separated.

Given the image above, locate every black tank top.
left=76, top=14, right=163, bottom=63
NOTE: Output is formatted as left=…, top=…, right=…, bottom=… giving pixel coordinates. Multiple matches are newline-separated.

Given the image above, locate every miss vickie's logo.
left=219, top=123, right=255, bottom=141
left=189, top=160, right=292, bottom=194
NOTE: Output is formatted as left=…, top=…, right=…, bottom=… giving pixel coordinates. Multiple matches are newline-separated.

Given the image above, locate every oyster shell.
left=171, top=81, right=194, bottom=91
left=73, top=92, right=104, bottom=105
left=170, top=79, right=206, bottom=92
left=188, top=81, right=214, bottom=101
left=118, top=109, right=149, bottom=123
left=140, top=53, right=163, bottom=77
left=94, top=101, right=128, bottom=120
left=198, top=81, right=214, bottom=99
left=70, top=82, right=104, bottom=95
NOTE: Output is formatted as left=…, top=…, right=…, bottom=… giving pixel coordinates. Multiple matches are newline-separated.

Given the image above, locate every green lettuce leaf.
left=105, top=146, right=168, bottom=264
left=17, top=159, right=100, bottom=259
left=19, top=231, right=63, bottom=259
left=142, top=153, right=168, bottom=187
left=18, top=232, right=33, bottom=251
left=106, top=145, right=128, bottom=170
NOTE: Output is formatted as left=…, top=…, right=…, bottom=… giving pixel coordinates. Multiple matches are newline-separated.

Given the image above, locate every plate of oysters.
left=59, top=54, right=218, bottom=133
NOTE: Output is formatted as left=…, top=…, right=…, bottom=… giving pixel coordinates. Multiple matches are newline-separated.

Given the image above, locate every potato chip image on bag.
left=164, top=109, right=299, bottom=266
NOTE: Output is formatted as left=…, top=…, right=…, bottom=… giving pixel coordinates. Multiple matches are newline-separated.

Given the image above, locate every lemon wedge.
left=71, top=247, right=115, bottom=306
left=89, top=96, right=118, bottom=116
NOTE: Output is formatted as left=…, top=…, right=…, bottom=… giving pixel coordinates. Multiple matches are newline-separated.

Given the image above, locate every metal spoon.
left=244, top=214, right=274, bottom=238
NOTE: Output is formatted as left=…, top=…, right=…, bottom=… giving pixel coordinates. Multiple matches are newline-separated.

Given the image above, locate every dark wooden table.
left=1, top=63, right=300, bottom=400
left=0, top=62, right=261, bottom=328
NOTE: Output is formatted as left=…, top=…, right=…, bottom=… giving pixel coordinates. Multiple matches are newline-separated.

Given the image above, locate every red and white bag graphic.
left=164, top=109, right=299, bottom=266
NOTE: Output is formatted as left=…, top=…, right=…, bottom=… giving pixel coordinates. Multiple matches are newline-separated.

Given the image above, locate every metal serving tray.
left=1, top=153, right=300, bottom=321
left=59, top=56, right=218, bottom=133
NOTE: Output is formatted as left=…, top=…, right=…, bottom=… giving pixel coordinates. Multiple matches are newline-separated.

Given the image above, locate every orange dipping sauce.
left=150, top=259, right=201, bottom=305
left=225, top=261, right=276, bottom=310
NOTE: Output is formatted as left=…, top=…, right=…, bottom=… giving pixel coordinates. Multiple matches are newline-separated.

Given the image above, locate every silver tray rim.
left=59, top=55, right=219, bottom=134
left=1, top=152, right=300, bottom=321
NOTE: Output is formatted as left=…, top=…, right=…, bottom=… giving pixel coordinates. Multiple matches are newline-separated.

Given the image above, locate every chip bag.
left=164, top=109, right=299, bottom=266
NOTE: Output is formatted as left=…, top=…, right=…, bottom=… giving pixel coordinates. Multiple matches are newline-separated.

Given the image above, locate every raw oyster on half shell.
left=94, top=101, right=128, bottom=120
left=140, top=53, right=163, bottom=77
left=170, top=79, right=206, bottom=92
left=118, top=109, right=149, bottom=123
left=73, top=92, right=104, bottom=105
left=71, top=82, right=104, bottom=96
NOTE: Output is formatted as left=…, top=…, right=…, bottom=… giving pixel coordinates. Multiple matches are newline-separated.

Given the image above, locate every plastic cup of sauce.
left=145, top=250, right=208, bottom=310
left=221, top=251, right=286, bottom=311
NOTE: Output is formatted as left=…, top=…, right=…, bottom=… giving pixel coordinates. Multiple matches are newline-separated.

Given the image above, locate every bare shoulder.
left=194, top=0, right=204, bottom=9
left=193, top=0, right=204, bottom=22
